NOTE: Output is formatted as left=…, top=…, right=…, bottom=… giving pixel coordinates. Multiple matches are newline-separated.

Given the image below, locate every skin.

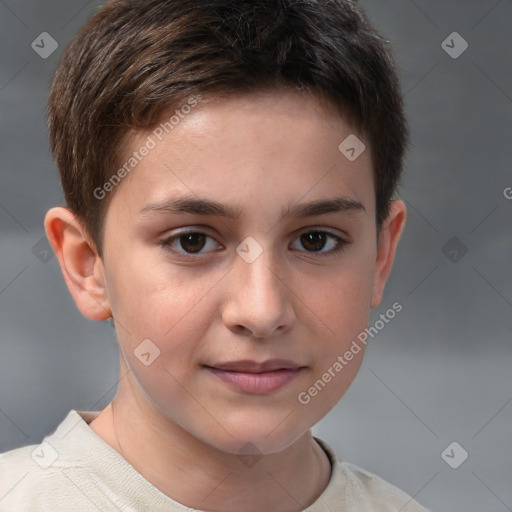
left=45, top=89, right=406, bottom=511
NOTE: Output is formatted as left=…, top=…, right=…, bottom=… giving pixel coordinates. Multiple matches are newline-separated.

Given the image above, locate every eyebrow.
left=138, top=195, right=365, bottom=220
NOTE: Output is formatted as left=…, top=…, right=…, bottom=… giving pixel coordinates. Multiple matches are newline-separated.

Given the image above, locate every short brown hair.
left=48, top=0, right=408, bottom=256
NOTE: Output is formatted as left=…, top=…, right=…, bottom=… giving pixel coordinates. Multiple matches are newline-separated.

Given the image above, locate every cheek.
left=122, top=352, right=212, bottom=439
left=107, top=245, right=213, bottom=331
left=107, top=257, right=221, bottom=401
left=307, top=260, right=374, bottom=335
left=297, top=271, right=370, bottom=417
left=299, top=244, right=375, bottom=395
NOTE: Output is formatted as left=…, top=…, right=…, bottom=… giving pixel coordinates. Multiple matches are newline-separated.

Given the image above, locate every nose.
left=221, top=251, right=296, bottom=340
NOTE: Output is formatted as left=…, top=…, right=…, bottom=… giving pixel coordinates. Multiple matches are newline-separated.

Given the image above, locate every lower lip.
left=207, top=367, right=301, bottom=394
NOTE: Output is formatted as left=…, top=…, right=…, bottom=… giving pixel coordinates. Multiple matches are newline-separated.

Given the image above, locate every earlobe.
left=370, top=200, right=406, bottom=308
left=44, top=207, right=112, bottom=321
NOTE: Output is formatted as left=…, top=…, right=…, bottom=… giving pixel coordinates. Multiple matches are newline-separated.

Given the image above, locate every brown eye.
left=290, top=230, right=348, bottom=256
left=178, top=233, right=206, bottom=253
left=300, top=232, right=328, bottom=251
left=162, top=231, right=220, bottom=256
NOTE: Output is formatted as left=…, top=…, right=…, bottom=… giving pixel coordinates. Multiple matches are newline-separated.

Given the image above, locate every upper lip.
left=206, top=359, right=303, bottom=373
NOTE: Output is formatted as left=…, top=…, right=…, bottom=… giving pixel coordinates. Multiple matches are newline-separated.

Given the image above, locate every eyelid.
left=296, top=225, right=349, bottom=240
left=161, top=228, right=223, bottom=258
left=290, top=228, right=349, bottom=257
left=161, top=227, right=351, bottom=258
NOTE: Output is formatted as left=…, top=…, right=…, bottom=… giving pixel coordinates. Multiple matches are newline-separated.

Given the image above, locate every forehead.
left=107, top=89, right=374, bottom=223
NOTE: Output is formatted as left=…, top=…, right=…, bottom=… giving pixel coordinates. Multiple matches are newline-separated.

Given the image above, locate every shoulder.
left=0, top=409, right=183, bottom=512
left=312, top=437, right=430, bottom=512
left=339, top=461, right=430, bottom=512
left=0, top=410, right=106, bottom=512
left=0, top=443, right=69, bottom=511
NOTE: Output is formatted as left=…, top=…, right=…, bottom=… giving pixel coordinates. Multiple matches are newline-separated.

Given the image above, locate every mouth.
left=204, top=359, right=305, bottom=394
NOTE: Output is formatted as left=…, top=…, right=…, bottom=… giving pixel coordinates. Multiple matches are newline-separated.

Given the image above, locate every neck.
left=89, top=366, right=331, bottom=511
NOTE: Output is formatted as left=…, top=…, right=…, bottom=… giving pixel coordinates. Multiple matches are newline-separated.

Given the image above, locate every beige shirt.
left=0, top=410, right=429, bottom=511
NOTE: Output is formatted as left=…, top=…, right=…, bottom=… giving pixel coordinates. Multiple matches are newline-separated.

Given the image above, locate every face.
left=95, top=90, right=387, bottom=454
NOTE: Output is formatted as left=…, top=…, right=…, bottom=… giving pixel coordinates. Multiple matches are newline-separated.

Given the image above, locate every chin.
left=198, top=414, right=310, bottom=456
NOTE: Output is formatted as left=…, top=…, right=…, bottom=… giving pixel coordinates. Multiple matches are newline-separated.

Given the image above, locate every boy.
left=0, top=0, right=430, bottom=510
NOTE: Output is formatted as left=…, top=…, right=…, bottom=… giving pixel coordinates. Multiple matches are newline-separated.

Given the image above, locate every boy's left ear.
left=370, top=200, right=406, bottom=308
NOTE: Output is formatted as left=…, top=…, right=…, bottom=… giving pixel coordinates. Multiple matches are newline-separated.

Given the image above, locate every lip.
left=205, top=359, right=304, bottom=394
left=208, top=359, right=302, bottom=373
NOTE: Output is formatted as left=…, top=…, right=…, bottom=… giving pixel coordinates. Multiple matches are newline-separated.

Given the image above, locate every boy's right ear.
left=44, top=207, right=112, bottom=322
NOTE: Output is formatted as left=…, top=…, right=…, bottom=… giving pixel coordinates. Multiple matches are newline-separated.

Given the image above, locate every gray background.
left=0, top=1, right=511, bottom=511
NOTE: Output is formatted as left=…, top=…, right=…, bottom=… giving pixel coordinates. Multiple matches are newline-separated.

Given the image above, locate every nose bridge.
left=223, top=244, right=295, bottom=338
left=236, top=247, right=284, bottom=307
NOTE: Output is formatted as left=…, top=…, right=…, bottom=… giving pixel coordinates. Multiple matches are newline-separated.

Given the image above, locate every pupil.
left=181, top=233, right=206, bottom=253
left=301, top=232, right=326, bottom=251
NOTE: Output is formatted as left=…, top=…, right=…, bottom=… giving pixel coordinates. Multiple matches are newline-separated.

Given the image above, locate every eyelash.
left=160, top=228, right=350, bottom=259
